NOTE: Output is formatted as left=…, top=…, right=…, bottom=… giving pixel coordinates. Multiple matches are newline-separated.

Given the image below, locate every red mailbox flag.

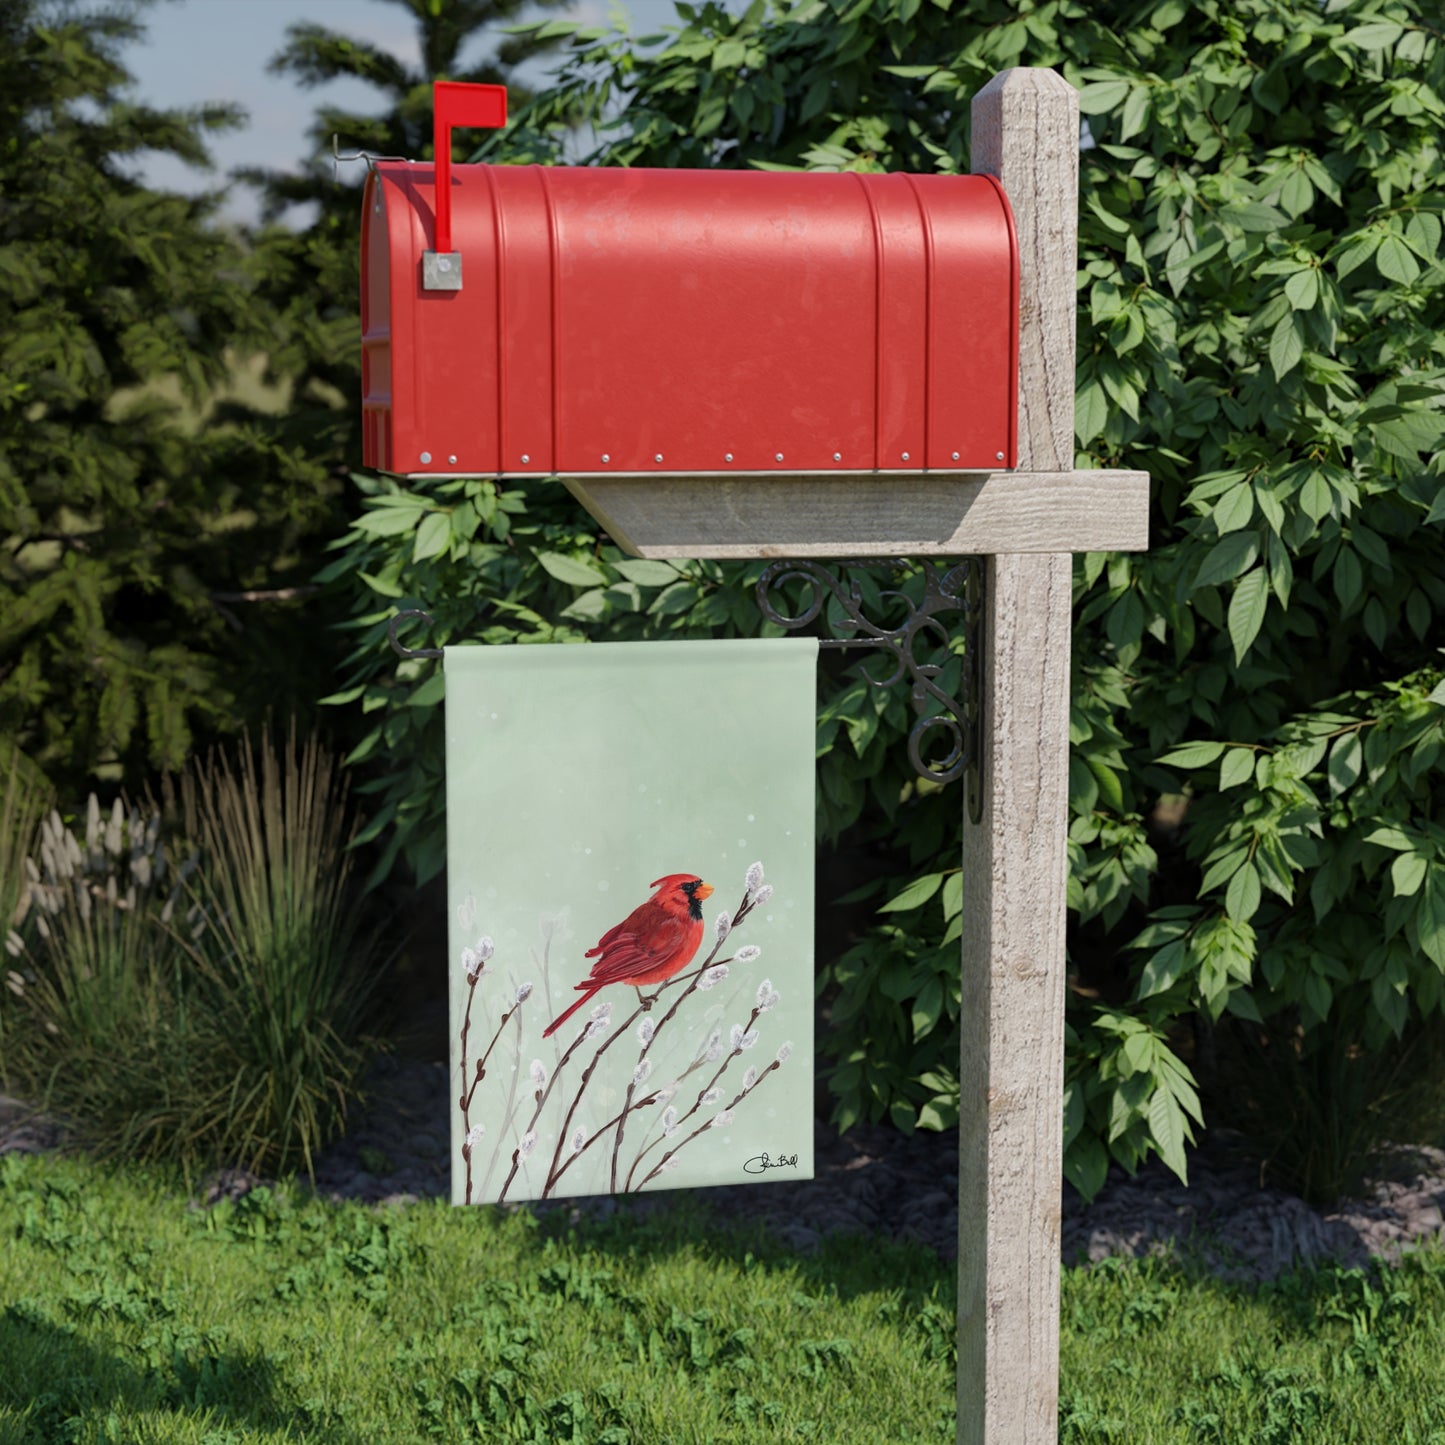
left=431, top=81, right=506, bottom=255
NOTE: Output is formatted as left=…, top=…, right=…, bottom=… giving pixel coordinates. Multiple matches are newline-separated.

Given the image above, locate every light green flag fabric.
left=446, top=639, right=817, bottom=1206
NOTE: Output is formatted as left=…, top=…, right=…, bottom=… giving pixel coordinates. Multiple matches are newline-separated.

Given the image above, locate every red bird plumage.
left=541, top=873, right=714, bottom=1039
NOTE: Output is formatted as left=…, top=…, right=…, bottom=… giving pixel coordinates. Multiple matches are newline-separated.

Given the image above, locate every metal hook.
left=389, top=609, right=443, bottom=660
left=332, top=134, right=409, bottom=183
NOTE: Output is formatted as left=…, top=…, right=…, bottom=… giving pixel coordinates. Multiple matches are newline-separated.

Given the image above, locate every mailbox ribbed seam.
left=481, top=165, right=504, bottom=476
left=901, top=175, right=934, bottom=471
left=850, top=171, right=884, bottom=474
left=536, top=165, right=562, bottom=474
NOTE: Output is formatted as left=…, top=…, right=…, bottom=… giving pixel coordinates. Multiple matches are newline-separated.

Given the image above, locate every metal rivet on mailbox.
left=952, top=452, right=961, bottom=461
left=448, top=455, right=458, bottom=465
left=521, top=454, right=530, bottom=464
left=996, top=451, right=1005, bottom=461
left=654, top=454, right=664, bottom=463
left=420, top=451, right=432, bottom=464
left=833, top=453, right=842, bottom=462
left=775, top=453, right=784, bottom=462
left=601, top=454, right=610, bottom=464
left=725, top=453, right=734, bottom=462
left=901, top=452, right=910, bottom=462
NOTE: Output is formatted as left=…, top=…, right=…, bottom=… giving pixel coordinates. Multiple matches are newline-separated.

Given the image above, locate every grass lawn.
left=2, top=1151, right=1444, bottom=1443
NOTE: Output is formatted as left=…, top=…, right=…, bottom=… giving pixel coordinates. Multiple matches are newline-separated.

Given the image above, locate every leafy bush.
left=327, top=0, right=1445, bottom=1197
left=0, top=732, right=384, bottom=1176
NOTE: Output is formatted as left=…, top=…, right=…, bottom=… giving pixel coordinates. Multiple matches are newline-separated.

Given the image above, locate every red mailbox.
left=360, top=86, right=1018, bottom=478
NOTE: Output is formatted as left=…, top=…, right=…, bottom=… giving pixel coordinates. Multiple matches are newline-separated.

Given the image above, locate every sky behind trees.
left=125, top=0, right=684, bottom=218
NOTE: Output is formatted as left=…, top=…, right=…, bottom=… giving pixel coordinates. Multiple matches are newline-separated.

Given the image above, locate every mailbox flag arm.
left=430, top=80, right=507, bottom=264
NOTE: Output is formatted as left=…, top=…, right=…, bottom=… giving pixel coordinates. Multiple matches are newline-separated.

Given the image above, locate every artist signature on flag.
left=743, top=1152, right=800, bottom=1175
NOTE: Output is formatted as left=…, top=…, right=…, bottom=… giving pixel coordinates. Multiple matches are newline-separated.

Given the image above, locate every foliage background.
left=325, top=0, right=1445, bottom=1200
left=4, top=0, right=1443, bottom=1200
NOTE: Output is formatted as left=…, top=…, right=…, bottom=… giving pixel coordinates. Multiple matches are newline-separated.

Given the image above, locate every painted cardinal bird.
left=541, top=874, right=714, bottom=1039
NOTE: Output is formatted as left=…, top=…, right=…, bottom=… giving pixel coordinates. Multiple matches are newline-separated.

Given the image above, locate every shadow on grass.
left=0, top=1305, right=363, bottom=1445
left=518, top=1185, right=955, bottom=1309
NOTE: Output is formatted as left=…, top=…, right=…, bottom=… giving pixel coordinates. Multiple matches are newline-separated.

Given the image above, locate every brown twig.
left=541, top=955, right=719, bottom=1197
left=498, top=1012, right=600, bottom=1203
left=610, top=888, right=755, bottom=1191
left=548, top=1087, right=668, bottom=1194
left=626, top=1002, right=762, bottom=1192
left=634, top=1052, right=785, bottom=1192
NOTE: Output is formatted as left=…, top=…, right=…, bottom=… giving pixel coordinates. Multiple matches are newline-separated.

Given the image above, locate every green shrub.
left=0, top=731, right=384, bottom=1177
left=325, top=0, right=1445, bottom=1197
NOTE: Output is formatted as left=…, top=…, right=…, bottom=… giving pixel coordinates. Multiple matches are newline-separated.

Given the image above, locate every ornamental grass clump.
left=173, top=725, right=386, bottom=1178
left=0, top=792, right=206, bottom=1163
left=0, top=729, right=384, bottom=1179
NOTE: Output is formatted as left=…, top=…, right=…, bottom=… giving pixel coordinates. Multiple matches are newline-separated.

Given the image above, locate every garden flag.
left=445, top=639, right=817, bottom=1206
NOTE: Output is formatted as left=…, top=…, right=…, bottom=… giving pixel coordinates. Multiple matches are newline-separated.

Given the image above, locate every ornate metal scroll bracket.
left=389, top=609, right=444, bottom=660
left=756, top=560, right=985, bottom=823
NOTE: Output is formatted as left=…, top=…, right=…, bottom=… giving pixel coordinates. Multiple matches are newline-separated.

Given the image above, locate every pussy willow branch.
left=622, top=1050, right=717, bottom=1193
left=464, top=1001, right=520, bottom=1112
left=479, top=990, right=527, bottom=1199
left=542, top=952, right=723, bottom=1198
left=635, top=1045, right=784, bottom=1192
left=497, top=1017, right=595, bottom=1204
left=611, top=887, right=756, bottom=1191
left=459, top=971, right=529, bottom=1204
left=624, top=998, right=763, bottom=1193
left=547, top=1085, right=669, bottom=1194
left=458, top=970, right=480, bottom=1205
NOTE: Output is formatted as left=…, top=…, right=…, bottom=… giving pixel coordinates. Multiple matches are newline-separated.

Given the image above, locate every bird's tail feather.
left=541, top=987, right=598, bottom=1040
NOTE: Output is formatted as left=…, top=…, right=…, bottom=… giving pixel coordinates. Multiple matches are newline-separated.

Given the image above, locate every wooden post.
left=958, top=69, right=1079, bottom=1445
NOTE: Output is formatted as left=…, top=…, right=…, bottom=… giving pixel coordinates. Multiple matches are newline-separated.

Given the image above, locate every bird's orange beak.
left=697, top=882, right=714, bottom=901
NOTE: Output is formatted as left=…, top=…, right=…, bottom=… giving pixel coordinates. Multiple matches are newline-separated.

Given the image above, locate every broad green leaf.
left=1269, top=314, right=1303, bottom=380
left=1392, top=851, right=1427, bottom=898
left=1300, top=471, right=1334, bottom=523
left=1225, top=860, right=1262, bottom=922
left=405, top=672, right=446, bottom=708
left=1148, top=1086, right=1188, bottom=1184
left=1137, top=938, right=1189, bottom=998
left=1194, top=532, right=1260, bottom=589
left=1284, top=267, right=1319, bottom=310
left=1086, top=753, right=1125, bottom=813
left=355, top=507, right=428, bottom=537
left=1121, top=1030, right=1154, bottom=1076
left=1064, top=1133, right=1109, bottom=1202
left=1219, top=747, right=1255, bottom=790
left=612, top=559, right=680, bottom=586
left=941, top=870, right=963, bottom=921
left=537, top=551, right=609, bottom=587
left=1227, top=568, right=1269, bottom=664
left=1418, top=872, right=1445, bottom=969
left=1077, top=79, right=1130, bottom=115
left=1157, top=740, right=1227, bottom=768
left=1343, top=21, right=1403, bottom=50
left=1327, top=732, right=1363, bottom=795
left=1376, top=233, right=1420, bottom=286
left=911, top=977, right=944, bottom=1040
left=1213, top=483, right=1255, bottom=535
left=1076, top=378, right=1108, bottom=443
left=412, top=511, right=451, bottom=562
left=878, top=872, right=945, bottom=912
